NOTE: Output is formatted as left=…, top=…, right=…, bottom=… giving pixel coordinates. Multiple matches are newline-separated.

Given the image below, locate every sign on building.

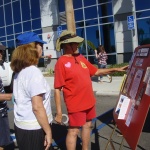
left=57, top=26, right=62, bottom=37
left=127, top=15, right=134, bottom=30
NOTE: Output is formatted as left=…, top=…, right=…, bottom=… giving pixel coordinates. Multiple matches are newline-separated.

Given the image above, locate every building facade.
left=0, top=0, right=150, bottom=68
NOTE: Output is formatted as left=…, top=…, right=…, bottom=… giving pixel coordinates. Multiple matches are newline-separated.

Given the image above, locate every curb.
left=96, top=91, right=120, bottom=96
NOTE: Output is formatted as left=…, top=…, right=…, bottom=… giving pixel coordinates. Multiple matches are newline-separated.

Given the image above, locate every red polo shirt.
left=54, top=54, right=98, bottom=113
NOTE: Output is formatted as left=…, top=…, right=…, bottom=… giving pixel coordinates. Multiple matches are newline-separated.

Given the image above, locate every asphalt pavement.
left=6, top=76, right=150, bottom=150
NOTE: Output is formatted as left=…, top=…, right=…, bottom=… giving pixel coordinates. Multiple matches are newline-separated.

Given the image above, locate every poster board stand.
left=105, top=124, right=125, bottom=150
left=108, top=44, right=150, bottom=150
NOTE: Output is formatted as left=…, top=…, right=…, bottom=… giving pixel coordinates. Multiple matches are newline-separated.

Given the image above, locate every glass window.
left=21, top=0, right=30, bottom=21
left=32, top=19, right=41, bottom=30
left=61, top=24, right=67, bottom=30
left=0, top=27, right=5, bottom=36
left=13, top=1, right=21, bottom=23
left=6, top=25, right=13, bottom=35
left=100, top=24, right=115, bottom=53
left=15, top=33, right=21, bottom=39
left=4, top=0, right=11, bottom=4
left=86, top=26, right=99, bottom=49
left=135, top=1, right=150, bottom=11
left=107, top=55, right=116, bottom=64
left=77, top=28, right=86, bottom=54
left=74, top=9, right=83, bottom=21
left=0, top=7, right=4, bottom=27
left=76, top=21, right=84, bottom=28
left=7, top=35, right=14, bottom=40
left=7, top=40, right=15, bottom=48
left=14, top=24, right=22, bottom=33
left=137, top=19, right=150, bottom=45
left=99, top=16, right=113, bottom=24
left=0, top=36, right=6, bottom=42
left=0, top=1, right=3, bottom=5
left=31, top=0, right=40, bottom=19
left=88, top=55, right=96, bottom=64
left=73, top=0, right=82, bottom=9
left=84, top=6, right=97, bottom=19
left=1, top=42, right=7, bottom=48
left=5, top=4, right=13, bottom=25
left=77, top=27, right=85, bottom=38
left=136, top=10, right=150, bottom=19
left=98, top=3, right=112, bottom=17
left=84, top=0, right=96, bottom=7
left=85, top=19, right=98, bottom=26
left=33, top=29, right=42, bottom=35
left=23, top=21, right=31, bottom=32
left=58, top=0, right=65, bottom=12
left=98, top=0, right=112, bottom=4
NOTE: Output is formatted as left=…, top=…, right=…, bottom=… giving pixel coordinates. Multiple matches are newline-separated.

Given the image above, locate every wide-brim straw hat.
left=56, top=30, right=84, bottom=51
left=0, top=42, right=6, bottom=51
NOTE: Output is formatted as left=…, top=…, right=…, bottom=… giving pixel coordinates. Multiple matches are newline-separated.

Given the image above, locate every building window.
left=137, top=18, right=150, bottom=45
left=0, top=1, right=3, bottom=5
left=14, top=24, right=22, bottom=33
left=23, top=21, right=31, bottom=32
left=5, top=4, right=13, bottom=25
left=0, top=7, right=5, bottom=26
left=6, top=25, right=13, bottom=35
left=31, top=0, right=40, bottom=19
left=84, top=0, right=96, bottom=7
left=136, top=10, right=150, bottom=19
left=73, top=0, right=82, bottom=9
left=13, top=1, right=21, bottom=23
left=21, top=0, right=30, bottom=21
left=74, top=9, right=83, bottom=21
left=98, top=3, right=113, bottom=17
left=84, top=6, right=97, bottom=20
left=135, top=1, right=150, bottom=11
left=0, top=30, right=6, bottom=39
left=4, top=0, right=11, bottom=4
left=32, top=19, right=41, bottom=30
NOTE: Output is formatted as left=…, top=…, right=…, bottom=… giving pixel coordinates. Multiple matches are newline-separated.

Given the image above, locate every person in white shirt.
left=0, top=43, right=12, bottom=150
left=10, top=32, right=53, bottom=150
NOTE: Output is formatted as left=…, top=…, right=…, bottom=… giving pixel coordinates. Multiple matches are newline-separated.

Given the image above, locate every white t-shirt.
left=13, top=65, right=53, bottom=130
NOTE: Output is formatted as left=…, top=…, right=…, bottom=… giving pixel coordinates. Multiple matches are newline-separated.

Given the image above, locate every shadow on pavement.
left=51, top=123, right=82, bottom=150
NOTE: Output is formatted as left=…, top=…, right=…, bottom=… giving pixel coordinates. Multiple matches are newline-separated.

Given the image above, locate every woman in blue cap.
left=11, top=32, right=53, bottom=150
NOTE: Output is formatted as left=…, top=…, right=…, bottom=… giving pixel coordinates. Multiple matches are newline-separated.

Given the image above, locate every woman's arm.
left=54, top=88, right=63, bottom=124
left=95, top=50, right=98, bottom=58
left=32, top=94, right=52, bottom=150
left=0, top=93, right=12, bottom=101
left=95, top=65, right=128, bottom=76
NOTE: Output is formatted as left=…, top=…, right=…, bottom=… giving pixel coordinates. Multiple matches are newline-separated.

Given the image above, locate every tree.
left=64, top=0, right=76, bottom=33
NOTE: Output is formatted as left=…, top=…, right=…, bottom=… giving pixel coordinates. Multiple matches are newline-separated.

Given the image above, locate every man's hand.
left=117, top=65, right=129, bottom=72
left=44, top=133, right=52, bottom=150
left=55, top=113, right=62, bottom=124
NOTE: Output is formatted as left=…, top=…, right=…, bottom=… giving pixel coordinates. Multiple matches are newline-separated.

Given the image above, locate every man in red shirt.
left=54, top=30, right=128, bottom=150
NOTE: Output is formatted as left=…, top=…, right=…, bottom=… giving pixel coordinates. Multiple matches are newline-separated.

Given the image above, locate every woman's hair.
left=10, top=42, right=39, bottom=73
left=98, top=45, right=105, bottom=53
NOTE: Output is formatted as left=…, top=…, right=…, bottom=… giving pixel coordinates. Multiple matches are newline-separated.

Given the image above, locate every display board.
left=113, top=44, right=150, bottom=150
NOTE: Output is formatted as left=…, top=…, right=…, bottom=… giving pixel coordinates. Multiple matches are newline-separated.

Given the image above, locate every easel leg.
left=119, top=136, right=124, bottom=150
left=105, top=124, right=117, bottom=150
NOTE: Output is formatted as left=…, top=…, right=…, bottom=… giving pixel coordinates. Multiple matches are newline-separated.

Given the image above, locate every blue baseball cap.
left=16, top=32, right=47, bottom=46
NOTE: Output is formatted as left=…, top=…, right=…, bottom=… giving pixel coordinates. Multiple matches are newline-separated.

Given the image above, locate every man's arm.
left=54, top=88, right=62, bottom=124
left=0, top=93, right=12, bottom=101
left=95, top=65, right=128, bottom=76
left=32, top=94, right=52, bottom=150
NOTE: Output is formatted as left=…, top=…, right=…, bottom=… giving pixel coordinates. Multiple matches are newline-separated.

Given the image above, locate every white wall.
left=113, top=0, right=138, bottom=56
left=40, top=0, right=61, bottom=58
left=40, top=0, right=59, bottom=27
